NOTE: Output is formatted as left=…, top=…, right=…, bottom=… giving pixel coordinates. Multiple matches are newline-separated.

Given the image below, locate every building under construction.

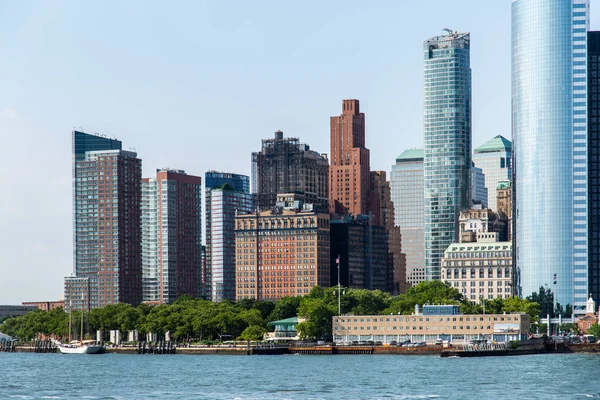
left=252, top=130, right=329, bottom=210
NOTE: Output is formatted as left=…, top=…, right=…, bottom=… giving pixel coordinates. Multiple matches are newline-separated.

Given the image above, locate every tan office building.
left=333, top=309, right=529, bottom=344
left=441, top=234, right=513, bottom=301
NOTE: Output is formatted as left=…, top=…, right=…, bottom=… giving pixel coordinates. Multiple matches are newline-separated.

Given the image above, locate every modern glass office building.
left=423, top=31, right=472, bottom=281
left=390, top=149, right=425, bottom=285
left=205, top=172, right=254, bottom=301
left=512, top=0, right=589, bottom=313
left=473, top=135, right=512, bottom=212
left=589, top=31, right=600, bottom=304
left=471, top=165, right=488, bottom=207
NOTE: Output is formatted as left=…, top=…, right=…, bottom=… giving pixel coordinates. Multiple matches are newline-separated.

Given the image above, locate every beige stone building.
left=333, top=307, right=529, bottom=344
left=235, top=194, right=330, bottom=300
left=441, top=233, right=513, bottom=301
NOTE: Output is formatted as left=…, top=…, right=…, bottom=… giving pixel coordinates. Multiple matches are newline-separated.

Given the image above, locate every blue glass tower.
left=423, top=31, right=472, bottom=281
left=512, top=0, right=589, bottom=314
left=205, top=171, right=254, bottom=301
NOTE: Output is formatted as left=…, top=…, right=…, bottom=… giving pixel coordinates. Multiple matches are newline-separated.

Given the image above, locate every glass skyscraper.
left=513, top=0, right=589, bottom=313
left=390, top=149, right=425, bottom=286
left=589, top=31, right=600, bottom=304
left=423, top=31, right=472, bottom=281
left=205, top=171, right=254, bottom=301
left=473, top=135, right=512, bottom=212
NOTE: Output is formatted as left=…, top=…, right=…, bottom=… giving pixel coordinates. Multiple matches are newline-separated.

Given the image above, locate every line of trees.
left=0, top=282, right=540, bottom=343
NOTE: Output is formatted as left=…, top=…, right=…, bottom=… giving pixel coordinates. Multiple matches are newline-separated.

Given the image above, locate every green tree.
left=239, top=325, right=267, bottom=341
left=297, top=297, right=336, bottom=340
left=268, top=296, right=302, bottom=322
left=384, top=281, right=463, bottom=315
left=587, top=324, right=600, bottom=339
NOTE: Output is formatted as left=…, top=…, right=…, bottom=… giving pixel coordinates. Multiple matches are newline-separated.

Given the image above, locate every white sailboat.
left=57, top=295, right=104, bottom=354
left=57, top=339, right=104, bottom=354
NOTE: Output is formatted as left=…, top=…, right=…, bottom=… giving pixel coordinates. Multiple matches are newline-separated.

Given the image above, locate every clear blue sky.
left=1, top=1, right=599, bottom=304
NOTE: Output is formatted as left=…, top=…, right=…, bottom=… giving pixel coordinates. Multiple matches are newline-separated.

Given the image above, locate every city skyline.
left=2, top=1, right=600, bottom=304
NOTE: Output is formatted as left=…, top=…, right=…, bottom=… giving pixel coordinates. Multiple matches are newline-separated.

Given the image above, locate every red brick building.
left=329, top=99, right=370, bottom=216
left=22, top=300, right=65, bottom=312
left=155, top=169, right=203, bottom=303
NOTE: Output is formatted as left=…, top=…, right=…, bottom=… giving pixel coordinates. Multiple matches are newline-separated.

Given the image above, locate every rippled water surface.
left=2, top=353, right=600, bottom=399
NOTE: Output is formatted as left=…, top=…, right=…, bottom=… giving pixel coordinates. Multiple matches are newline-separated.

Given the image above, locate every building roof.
left=396, top=148, right=424, bottom=163
left=474, top=135, right=512, bottom=154
left=497, top=180, right=511, bottom=190
left=267, top=317, right=299, bottom=326
left=0, top=331, right=12, bottom=341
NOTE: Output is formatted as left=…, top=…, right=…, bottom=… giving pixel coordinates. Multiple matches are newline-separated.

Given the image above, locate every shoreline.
left=8, top=342, right=600, bottom=356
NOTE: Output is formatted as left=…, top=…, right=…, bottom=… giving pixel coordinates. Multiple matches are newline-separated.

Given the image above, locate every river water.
left=1, top=353, right=599, bottom=399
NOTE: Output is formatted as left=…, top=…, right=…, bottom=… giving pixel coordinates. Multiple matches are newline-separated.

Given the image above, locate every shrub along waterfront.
left=0, top=282, right=539, bottom=342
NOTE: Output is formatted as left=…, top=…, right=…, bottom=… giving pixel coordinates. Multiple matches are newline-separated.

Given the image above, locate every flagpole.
left=337, top=254, right=341, bottom=316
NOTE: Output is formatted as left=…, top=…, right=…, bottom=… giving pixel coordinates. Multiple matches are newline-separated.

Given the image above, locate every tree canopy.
left=0, top=282, right=541, bottom=343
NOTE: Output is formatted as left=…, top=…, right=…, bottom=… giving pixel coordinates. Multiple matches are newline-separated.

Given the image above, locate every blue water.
left=1, top=353, right=600, bottom=399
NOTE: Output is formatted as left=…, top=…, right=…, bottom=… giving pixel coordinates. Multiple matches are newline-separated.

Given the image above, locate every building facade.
left=513, top=0, right=589, bottom=313
left=589, top=31, right=600, bottom=305
left=390, top=149, right=425, bottom=286
left=471, top=165, right=488, bottom=207
left=141, top=177, right=159, bottom=303
left=155, top=169, right=202, bottom=303
left=206, top=172, right=254, bottom=301
left=496, top=181, right=513, bottom=241
left=252, top=131, right=328, bottom=211
left=473, top=135, right=513, bottom=212
left=329, top=99, right=370, bottom=216
left=459, top=207, right=508, bottom=243
left=330, top=216, right=391, bottom=292
left=333, top=309, right=529, bottom=344
left=369, top=170, right=408, bottom=294
left=441, top=236, right=514, bottom=301
left=21, top=301, right=65, bottom=312
left=423, top=31, right=472, bottom=281
left=235, top=194, right=330, bottom=300
left=66, top=146, right=142, bottom=310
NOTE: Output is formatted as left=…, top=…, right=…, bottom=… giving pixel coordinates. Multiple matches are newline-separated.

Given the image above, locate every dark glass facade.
left=589, top=31, right=600, bottom=303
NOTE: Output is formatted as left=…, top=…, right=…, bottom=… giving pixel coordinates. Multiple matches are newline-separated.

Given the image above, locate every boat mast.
left=80, top=293, right=84, bottom=343
left=68, top=286, right=72, bottom=343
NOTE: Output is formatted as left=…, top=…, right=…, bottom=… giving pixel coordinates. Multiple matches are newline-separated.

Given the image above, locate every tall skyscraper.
left=588, top=31, right=600, bottom=303
left=391, top=149, right=425, bottom=286
left=205, top=171, right=254, bottom=301
left=473, top=135, right=513, bottom=211
left=513, top=0, right=589, bottom=313
left=142, top=169, right=202, bottom=304
left=423, top=31, right=472, bottom=281
left=329, top=99, right=371, bottom=216
left=251, top=131, right=329, bottom=211
left=66, top=136, right=142, bottom=310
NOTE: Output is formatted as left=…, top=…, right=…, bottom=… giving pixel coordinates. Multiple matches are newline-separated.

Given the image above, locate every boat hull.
left=58, top=344, right=105, bottom=354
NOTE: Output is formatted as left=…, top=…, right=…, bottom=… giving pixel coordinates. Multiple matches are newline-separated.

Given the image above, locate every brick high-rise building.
left=66, top=135, right=142, bottom=310
left=142, top=169, right=202, bottom=304
left=252, top=131, right=329, bottom=211
left=329, top=99, right=370, bottom=216
left=235, top=194, right=330, bottom=300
